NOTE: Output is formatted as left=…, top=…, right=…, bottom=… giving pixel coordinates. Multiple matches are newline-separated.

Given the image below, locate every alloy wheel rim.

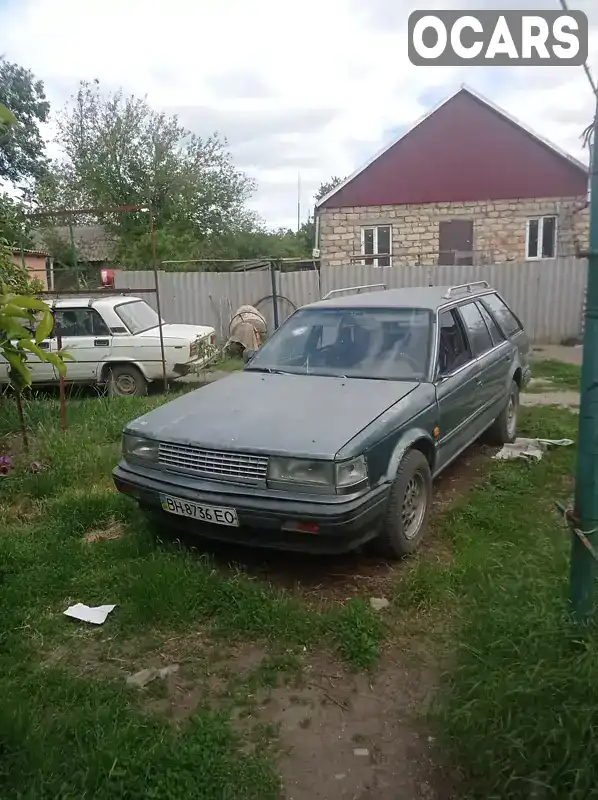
left=507, top=392, right=518, bottom=438
left=401, top=472, right=427, bottom=540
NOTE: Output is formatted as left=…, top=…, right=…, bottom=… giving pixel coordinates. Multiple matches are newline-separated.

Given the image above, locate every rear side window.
left=476, top=301, right=505, bottom=346
left=438, top=309, right=472, bottom=375
left=458, top=302, right=493, bottom=357
left=481, top=294, right=522, bottom=338
left=54, top=308, right=110, bottom=337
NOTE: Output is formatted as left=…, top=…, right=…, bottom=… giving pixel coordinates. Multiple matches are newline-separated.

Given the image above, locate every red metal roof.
left=318, top=88, right=588, bottom=209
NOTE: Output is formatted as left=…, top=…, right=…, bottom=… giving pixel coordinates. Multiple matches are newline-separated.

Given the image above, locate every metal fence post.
left=570, top=103, right=598, bottom=623
left=270, top=260, right=279, bottom=330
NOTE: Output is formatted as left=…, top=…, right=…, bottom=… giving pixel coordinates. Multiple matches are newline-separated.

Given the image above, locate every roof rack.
left=442, top=280, right=490, bottom=299
left=322, top=283, right=387, bottom=301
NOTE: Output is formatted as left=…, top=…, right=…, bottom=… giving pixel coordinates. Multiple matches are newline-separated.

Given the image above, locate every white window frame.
left=525, top=215, right=558, bottom=260
left=360, top=225, right=392, bottom=267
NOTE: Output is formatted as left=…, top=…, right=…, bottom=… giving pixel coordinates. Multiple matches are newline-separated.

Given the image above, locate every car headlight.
left=122, top=433, right=159, bottom=463
left=336, top=456, right=368, bottom=489
left=268, top=455, right=368, bottom=492
left=268, top=457, right=334, bottom=487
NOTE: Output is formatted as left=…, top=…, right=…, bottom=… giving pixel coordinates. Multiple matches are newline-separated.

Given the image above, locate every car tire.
left=107, top=364, right=148, bottom=398
left=374, top=449, right=432, bottom=559
left=487, top=380, right=519, bottom=445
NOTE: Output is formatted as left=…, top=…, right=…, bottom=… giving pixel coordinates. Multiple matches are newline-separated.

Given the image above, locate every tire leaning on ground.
left=374, top=449, right=432, bottom=559
left=487, top=379, right=519, bottom=445
left=107, top=364, right=148, bottom=398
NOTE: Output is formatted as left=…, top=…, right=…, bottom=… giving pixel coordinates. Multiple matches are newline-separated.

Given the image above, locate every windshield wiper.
left=246, top=366, right=294, bottom=375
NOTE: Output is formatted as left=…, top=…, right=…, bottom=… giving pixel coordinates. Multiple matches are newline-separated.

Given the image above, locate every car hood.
left=136, top=323, right=214, bottom=341
left=126, top=371, right=419, bottom=459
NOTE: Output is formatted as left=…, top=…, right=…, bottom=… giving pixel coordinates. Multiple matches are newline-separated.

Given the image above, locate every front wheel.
left=374, top=449, right=432, bottom=559
left=106, top=365, right=148, bottom=398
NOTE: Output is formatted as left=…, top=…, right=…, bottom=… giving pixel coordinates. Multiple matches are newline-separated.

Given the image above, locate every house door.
left=438, top=220, right=474, bottom=266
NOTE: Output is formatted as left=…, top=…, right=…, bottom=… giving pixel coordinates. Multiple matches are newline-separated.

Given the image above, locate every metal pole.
left=270, top=260, right=280, bottom=330
left=56, top=323, right=67, bottom=430
left=68, top=222, right=78, bottom=285
left=570, top=100, right=598, bottom=623
left=297, top=173, right=301, bottom=233
left=149, top=209, right=168, bottom=393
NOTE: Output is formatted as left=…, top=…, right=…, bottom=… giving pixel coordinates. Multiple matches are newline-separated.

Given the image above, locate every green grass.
left=398, top=406, right=598, bottom=799
left=202, top=355, right=243, bottom=373
left=0, top=389, right=382, bottom=797
left=1, top=389, right=595, bottom=798
left=529, top=358, right=581, bottom=391
left=214, top=356, right=244, bottom=372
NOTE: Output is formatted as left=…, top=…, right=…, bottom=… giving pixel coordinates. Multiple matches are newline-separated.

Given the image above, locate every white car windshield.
left=246, top=306, right=432, bottom=380
left=115, top=300, right=161, bottom=335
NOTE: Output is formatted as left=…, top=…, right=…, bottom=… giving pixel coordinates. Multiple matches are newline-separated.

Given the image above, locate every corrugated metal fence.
left=114, top=256, right=587, bottom=344
left=113, top=269, right=322, bottom=341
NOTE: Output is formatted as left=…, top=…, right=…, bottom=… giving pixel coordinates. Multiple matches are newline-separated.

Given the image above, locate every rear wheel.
left=487, top=380, right=519, bottom=445
left=107, top=364, right=148, bottom=398
left=374, top=449, right=432, bottom=559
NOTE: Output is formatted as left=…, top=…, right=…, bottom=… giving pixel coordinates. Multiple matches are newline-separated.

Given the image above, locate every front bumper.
left=172, top=354, right=217, bottom=378
left=112, top=462, right=390, bottom=554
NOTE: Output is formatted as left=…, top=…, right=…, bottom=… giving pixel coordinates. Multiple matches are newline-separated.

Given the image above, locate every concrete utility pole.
left=570, top=97, right=598, bottom=623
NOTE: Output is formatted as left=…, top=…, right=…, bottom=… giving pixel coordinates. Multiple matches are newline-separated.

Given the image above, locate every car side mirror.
left=243, top=348, right=256, bottom=364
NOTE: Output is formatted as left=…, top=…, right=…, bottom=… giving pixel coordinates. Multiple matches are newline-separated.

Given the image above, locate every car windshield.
left=246, top=306, right=432, bottom=380
left=115, top=300, right=161, bottom=335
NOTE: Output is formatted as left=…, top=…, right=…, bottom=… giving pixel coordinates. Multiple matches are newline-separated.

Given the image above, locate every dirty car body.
left=113, top=282, right=530, bottom=557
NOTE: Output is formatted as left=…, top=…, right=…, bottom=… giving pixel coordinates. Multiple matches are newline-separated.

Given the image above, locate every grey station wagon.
left=113, top=281, right=530, bottom=558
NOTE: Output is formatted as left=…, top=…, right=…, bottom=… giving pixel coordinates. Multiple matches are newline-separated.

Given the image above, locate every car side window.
left=54, top=308, right=110, bottom=337
left=458, top=302, right=493, bottom=357
left=481, top=293, right=522, bottom=338
left=437, top=310, right=472, bottom=376
left=476, top=301, right=505, bottom=346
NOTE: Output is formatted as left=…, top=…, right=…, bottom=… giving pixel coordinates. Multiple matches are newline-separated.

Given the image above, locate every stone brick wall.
left=318, top=196, right=589, bottom=267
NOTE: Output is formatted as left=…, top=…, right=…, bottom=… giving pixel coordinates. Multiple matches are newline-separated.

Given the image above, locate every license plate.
left=159, top=494, right=239, bottom=527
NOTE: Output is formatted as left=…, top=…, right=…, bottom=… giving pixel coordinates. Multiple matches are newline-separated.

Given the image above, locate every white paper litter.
left=494, top=438, right=574, bottom=462
left=63, top=603, right=116, bottom=625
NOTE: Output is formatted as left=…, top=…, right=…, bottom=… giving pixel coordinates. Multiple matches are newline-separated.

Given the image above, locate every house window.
left=361, top=225, right=391, bottom=267
left=526, top=216, right=557, bottom=259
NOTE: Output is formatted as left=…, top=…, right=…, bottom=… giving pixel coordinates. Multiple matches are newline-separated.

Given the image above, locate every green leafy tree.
left=38, top=80, right=256, bottom=265
left=315, top=176, right=345, bottom=202
left=0, top=241, right=70, bottom=448
left=0, top=103, right=69, bottom=448
left=0, top=58, right=50, bottom=190
left=0, top=192, right=32, bottom=251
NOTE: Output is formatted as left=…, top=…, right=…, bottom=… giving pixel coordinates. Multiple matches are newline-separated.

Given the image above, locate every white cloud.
left=1, top=0, right=597, bottom=227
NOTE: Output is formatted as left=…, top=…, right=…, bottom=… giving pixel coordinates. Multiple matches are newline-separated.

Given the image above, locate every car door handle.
left=37, top=341, right=50, bottom=350
left=476, top=377, right=483, bottom=386
left=94, top=339, right=109, bottom=347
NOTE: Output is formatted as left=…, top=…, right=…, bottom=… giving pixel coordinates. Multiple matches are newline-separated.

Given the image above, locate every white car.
left=0, top=295, right=216, bottom=397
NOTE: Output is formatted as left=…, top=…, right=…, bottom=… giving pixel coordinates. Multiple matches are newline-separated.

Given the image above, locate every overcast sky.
left=1, top=0, right=597, bottom=228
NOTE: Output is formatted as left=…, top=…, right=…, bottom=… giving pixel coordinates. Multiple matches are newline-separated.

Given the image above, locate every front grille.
left=158, top=442, right=268, bottom=483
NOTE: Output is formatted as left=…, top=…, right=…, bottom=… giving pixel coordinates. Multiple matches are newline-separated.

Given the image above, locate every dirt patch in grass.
left=41, top=625, right=455, bottom=797
left=251, top=649, right=456, bottom=800
left=174, top=443, right=491, bottom=608
left=1, top=497, right=45, bottom=526
left=83, top=518, right=124, bottom=543
left=43, top=629, right=270, bottom=721
left=520, top=390, right=579, bottom=409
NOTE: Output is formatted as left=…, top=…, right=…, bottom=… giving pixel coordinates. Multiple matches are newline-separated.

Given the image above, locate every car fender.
left=383, top=427, right=436, bottom=483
